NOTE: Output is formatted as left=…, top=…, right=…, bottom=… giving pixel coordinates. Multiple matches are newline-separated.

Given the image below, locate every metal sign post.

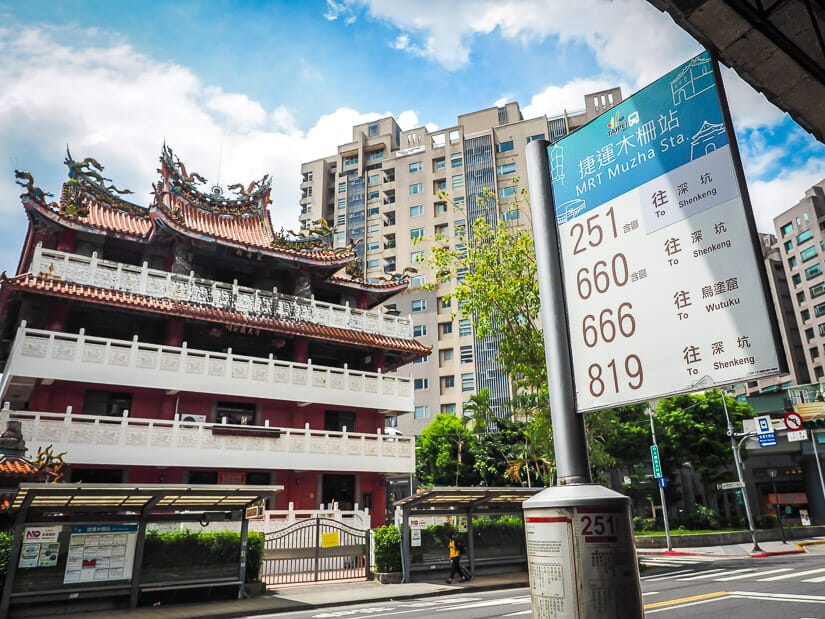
left=648, top=409, right=672, bottom=552
left=524, top=140, right=643, bottom=619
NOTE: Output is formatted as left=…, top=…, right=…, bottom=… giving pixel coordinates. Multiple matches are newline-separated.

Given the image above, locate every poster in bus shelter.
left=548, top=51, right=783, bottom=413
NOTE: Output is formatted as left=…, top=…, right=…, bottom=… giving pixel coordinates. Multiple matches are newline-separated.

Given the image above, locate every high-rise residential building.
left=772, top=180, right=825, bottom=386
left=300, top=90, right=622, bottom=434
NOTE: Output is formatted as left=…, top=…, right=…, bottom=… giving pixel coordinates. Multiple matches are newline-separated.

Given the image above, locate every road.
left=242, top=551, right=825, bottom=618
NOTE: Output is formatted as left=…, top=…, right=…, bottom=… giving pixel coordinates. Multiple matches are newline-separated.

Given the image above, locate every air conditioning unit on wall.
left=180, top=414, right=207, bottom=424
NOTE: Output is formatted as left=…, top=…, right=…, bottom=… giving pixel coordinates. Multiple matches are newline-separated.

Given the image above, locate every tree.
left=463, top=388, right=494, bottom=434
left=416, top=414, right=477, bottom=486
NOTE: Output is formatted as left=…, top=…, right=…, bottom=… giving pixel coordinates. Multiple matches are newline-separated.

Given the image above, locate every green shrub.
left=142, top=529, right=264, bottom=583
left=373, top=525, right=401, bottom=573
left=632, top=517, right=656, bottom=532
left=0, top=530, right=11, bottom=589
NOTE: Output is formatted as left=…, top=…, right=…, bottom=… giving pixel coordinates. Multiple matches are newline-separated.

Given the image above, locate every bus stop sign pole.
left=522, top=139, right=643, bottom=618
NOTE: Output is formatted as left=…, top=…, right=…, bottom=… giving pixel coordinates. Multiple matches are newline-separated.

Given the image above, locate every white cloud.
left=748, top=164, right=825, bottom=233
left=522, top=78, right=623, bottom=120
left=0, top=26, right=401, bottom=275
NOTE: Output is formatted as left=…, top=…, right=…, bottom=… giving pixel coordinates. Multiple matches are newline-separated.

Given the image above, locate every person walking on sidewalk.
left=446, top=531, right=471, bottom=583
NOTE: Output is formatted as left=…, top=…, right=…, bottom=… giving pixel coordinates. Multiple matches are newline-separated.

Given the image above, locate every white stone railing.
left=29, top=243, right=412, bottom=339
left=0, top=406, right=415, bottom=474
left=1, top=324, right=413, bottom=412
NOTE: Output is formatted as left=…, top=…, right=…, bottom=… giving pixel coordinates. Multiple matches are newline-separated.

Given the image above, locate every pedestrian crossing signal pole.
left=648, top=407, right=672, bottom=552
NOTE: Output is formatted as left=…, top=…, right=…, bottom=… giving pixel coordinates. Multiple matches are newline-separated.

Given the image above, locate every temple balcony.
left=0, top=406, right=414, bottom=474
left=29, top=244, right=412, bottom=339
left=0, top=325, right=413, bottom=412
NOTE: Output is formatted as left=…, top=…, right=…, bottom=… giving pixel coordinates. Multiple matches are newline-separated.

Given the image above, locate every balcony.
left=29, top=244, right=412, bottom=338
left=0, top=325, right=414, bottom=412
left=0, top=407, right=415, bottom=474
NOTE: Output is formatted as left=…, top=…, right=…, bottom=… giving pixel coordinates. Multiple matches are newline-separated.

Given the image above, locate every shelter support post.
left=238, top=512, right=249, bottom=599
left=0, top=494, right=33, bottom=619
left=130, top=496, right=160, bottom=608
left=401, top=506, right=411, bottom=583
left=466, top=506, right=475, bottom=576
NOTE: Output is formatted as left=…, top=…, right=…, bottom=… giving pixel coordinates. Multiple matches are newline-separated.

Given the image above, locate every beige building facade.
left=300, top=90, right=621, bottom=435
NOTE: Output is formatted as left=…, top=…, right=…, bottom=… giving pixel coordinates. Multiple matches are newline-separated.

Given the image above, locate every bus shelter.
left=393, top=487, right=541, bottom=582
left=0, top=482, right=281, bottom=618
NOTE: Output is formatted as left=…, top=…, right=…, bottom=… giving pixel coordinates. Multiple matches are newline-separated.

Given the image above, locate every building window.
left=337, top=198, right=346, bottom=210
left=367, top=149, right=384, bottom=161
left=498, top=186, right=517, bottom=200
left=83, top=390, right=133, bottom=417
left=815, top=303, right=825, bottom=317
left=497, top=162, right=517, bottom=176
left=450, top=153, right=463, bottom=168
left=819, top=323, right=825, bottom=336
left=435, top=223, right=449, bottom=237
left=414, top=405, right=430, bottom=419
left=385, top=415, right=398, bottom=428
left=502, top=208, right=520, bottom=221
left=413, top=325, right=428, bottom=337
left=410, top=182, right=423, bottom=194
left=461, top=373, right=475, bottom=392
left=798, top=291, right=806, bottom=303
left=457, top=267, right=468, bottom=281
left=801, top=246, right=818, bottom=262
left=460, top=345, right=473, bottom=363
left=459, top=319, right=472, bottom=336
left=411, top=250, right=424, bottom=262
left=803, top=309, right=811, bottom=321
left=434, top=158, right=445, bottom=170
left=343, top=154, right=358, bottom=166
left=793, top=273, right=803, bottom=285
left=497, top=140, right=514, bottom=153
left=367, top=241, right=380, bottom=251
left=785, top=240, right=794, bottom=251
left=439, top=296, right=452, bottom=309
left=440, top=322, right=453, bottom=336
left=216, top=401, right=256, bottom=425
left=526, top=133, right=545, bottom=143
left=338, top=182, right=346, bottom=193
left=806, top=327, right=816, bottom=340
left=440, top=348, right=454, bottom=362
left=806, top=264, right=823, bottom=280
left=798, top=229, right=814, bottom=244
left=780, top=222, right=794, bottom=235
left=368, top=223, right=380, bottom=233
left=435, top=179, right=447, bottom=191
left=411, top=275, right=426, bottom=288
left=412, top=299, right=427, bottom=312
left=410, top=204, right=424, bottom=217
left=368, top=122, right=379, bottom=137
left=368, top=206, right=380, bottom=216
left=367, top=259, right=379, bottom=269
left=441, top=375, right=455, bottom=390
left=811, top=283, right=825, bottom=298
left=368, top=173, right=381, bottom=185
left=441, top=403, right=457, bottom=414
left=413, top=356, right=427, bottom=364
left=452, top=174, right=465, bottom=189
left=368, top=190, right=380, bottom=200
left=435, top=201, right=448, bottom=215
left=789, top=257, right=798, bottom=268
left=414, top=378, right=429, bottom=390
left=409, top=161, right=423, bottom=173
left=454, top=196, right=465, bottom=209
left=411, top=227, right=424, bottom=240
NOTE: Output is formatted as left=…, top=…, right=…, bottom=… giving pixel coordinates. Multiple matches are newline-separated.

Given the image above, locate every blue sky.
left=1, top=0, right=824, bottom=278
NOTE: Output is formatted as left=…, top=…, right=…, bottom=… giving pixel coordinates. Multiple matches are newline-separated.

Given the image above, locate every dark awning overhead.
left=394, top=486, right=542, bottom=514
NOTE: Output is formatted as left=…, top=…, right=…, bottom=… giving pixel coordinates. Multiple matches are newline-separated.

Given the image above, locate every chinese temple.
left=0, top=146, right=428, bottom=527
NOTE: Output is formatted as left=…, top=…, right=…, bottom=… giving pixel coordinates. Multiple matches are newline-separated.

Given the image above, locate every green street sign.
left=650, top=444, right=662, bottom=479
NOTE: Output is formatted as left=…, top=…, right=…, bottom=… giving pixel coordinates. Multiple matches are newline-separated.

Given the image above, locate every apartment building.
left=300, top=90, right=621, bottom=435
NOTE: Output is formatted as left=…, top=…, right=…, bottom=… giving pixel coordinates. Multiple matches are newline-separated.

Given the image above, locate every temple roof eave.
left=1, top=273, right=431, bottom=359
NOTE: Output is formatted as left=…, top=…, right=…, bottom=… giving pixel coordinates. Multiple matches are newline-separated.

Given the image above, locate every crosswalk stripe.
left=677, top=568, right=729, bottom=581
left=706, top=568, right=758, bottom=580
left=642, top=568, right=699, bottom=581
left=713, top=567, right=791, bottom=581
left=802, top=574, right=825, bottom=583
left=758, top=567, right=825, bottom=581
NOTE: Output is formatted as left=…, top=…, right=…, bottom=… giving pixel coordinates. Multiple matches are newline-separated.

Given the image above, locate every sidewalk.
left=56, top=538, right=825, bottom=619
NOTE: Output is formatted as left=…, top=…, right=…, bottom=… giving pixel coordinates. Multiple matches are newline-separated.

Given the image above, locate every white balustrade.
left=0, top=408, right=415, bottom=474
left=4, top=324, right=413, bottom=412
left=29, top=243, right=412, bottom=338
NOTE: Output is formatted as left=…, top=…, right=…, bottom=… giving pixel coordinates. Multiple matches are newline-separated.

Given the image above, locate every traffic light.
left=806, top=417, right=825, bottom=429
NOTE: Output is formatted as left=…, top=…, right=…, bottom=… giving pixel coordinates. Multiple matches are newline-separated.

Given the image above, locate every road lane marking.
left=758, top=567, right=825, bottom=581
left=714, top=567, right=790, bottom=581
left=641, top=568, right=698, bottom=581
left=644, top=590, right=729, bottom=610
left=676, top=568, right=729, bottom=580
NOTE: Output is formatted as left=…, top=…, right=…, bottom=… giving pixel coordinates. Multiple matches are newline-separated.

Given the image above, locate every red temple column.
left=357, top=290, right=370, bottom=310
left=293, top=337, right=309, bottom=364
left=370, top=349, right=385, bottom=373
left=45, top=303, right=70, bottom=332
left=164, top=318, right=184, bottom=347
left=56, top=229, right=77, bottom=253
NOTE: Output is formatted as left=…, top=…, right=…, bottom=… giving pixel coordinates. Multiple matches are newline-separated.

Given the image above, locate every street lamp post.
left=767, top=469, right=787, bottom=544
left=721, top=391, right=763, bottom=553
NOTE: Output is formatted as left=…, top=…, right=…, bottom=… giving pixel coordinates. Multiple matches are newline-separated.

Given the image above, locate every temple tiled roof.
left=2, top=273, right=431, bottom=359
left=0, top=457, right=40, bottom=477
